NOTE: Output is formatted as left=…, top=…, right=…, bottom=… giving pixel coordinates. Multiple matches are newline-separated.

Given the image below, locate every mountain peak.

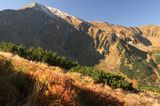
left=22, top=2, right=42, bottom=9
left=21, top=3, right=60, bottom=20
left=21, top=2, right=75, bottom=19
left=46, top=6, right=76, bottom=19
left=21, top=3, right=79, bottom=23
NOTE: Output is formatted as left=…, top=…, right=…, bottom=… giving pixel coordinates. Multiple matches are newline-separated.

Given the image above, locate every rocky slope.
left=0, top=3, right=160, bottom=87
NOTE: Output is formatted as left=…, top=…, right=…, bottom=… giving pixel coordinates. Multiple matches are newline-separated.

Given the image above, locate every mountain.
left=0, top=3, right=101, bottom=66
left=0, top=3, right=160, bottom=87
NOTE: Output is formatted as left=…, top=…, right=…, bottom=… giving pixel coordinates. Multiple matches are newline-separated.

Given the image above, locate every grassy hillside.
left=0, top=42, right=159, bottom=105
left=0, top=42, right=135, bottom=90
left=0, top=51, right=159, bottom=106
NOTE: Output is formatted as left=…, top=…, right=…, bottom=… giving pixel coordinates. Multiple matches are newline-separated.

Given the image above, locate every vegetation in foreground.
left=70, top=66, right=134, bottom=90
left=0, top=55, right=125, bottom=106
left=0, top=54, right=159, bottom=106
left=0, top=42, right=135, bottom=91
left=0, top=42, right=79, bottom=69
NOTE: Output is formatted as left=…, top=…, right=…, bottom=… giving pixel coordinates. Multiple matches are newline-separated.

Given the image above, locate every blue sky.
left=0, top=0, right=160, bottom=27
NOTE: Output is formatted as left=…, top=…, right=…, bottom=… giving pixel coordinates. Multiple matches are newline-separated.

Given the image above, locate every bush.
left=69, top=66, right=135, bottom=90
left=0, top=42, right=135, bottom=91
left=140, top=86, right=160, bottom=93
left=0, top=42, right=79, bottom=69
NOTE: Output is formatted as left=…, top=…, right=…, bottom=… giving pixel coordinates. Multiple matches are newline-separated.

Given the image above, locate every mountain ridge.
left=0, top=3, right=160, bottom=87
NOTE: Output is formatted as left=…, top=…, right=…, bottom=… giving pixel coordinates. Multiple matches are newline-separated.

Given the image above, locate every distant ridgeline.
left=0, top=42, right=135, bottom=91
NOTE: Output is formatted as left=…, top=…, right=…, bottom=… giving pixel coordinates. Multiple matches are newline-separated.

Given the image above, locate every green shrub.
left=0, top=42, right=135, bottom=91
left=69, top=66, right=134, bottom=90
left=0, top=42, right=79, bottom=69
left=140, top=86, right=160, bottom=93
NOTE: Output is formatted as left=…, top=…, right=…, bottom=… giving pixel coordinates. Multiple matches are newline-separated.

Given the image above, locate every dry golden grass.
left=68, top=72, right=160, bottom=106
left=0, top=51, right=159, bottom=106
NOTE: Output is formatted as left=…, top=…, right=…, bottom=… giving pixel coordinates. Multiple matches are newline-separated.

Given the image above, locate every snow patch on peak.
left=46, top=6, right=76, bottom=20
left=21, top=3, right=76, bottom=21
left=21, top=3, right=87, bottom=24
left=46, top=6, right=88, bottom=25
